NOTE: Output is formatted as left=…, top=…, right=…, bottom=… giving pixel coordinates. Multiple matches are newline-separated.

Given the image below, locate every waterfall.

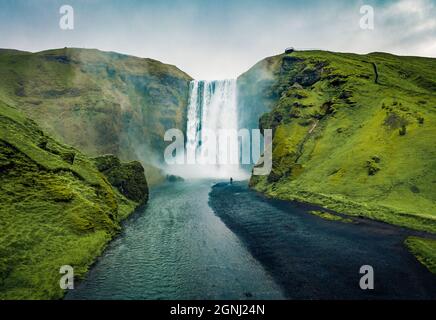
left=184, top=79, right=246, bottom=179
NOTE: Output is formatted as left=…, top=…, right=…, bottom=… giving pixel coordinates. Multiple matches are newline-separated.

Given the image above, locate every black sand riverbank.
left=209, top=181, right=436, bottom=299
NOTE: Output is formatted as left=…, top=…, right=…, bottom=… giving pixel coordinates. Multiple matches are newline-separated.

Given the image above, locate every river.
left=67, top=180, right=436, bottom=300
left=66, top=180, right=284, bottom=299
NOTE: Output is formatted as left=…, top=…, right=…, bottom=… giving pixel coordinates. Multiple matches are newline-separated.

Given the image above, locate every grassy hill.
left=242, top=50, right=436, bottom=271
left=0, top=101, right=148, bottom=299
left=0, top=48, right=192, bottom=185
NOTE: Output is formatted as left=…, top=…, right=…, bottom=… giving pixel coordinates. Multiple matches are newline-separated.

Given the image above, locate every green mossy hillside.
left=0, top=48, right=192, bottom=184
left=246, top=51, right=436, bottom=234
left=0, top=101, right=148, bottom=299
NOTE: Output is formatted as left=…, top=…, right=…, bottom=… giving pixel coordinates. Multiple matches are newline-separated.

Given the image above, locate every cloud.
left=0, top=0, right=434, bottom=79
left=371, top=0, right=436, bottom=56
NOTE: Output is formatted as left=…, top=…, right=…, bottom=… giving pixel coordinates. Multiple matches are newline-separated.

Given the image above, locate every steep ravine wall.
left=0, top=48, right=193, bottom=184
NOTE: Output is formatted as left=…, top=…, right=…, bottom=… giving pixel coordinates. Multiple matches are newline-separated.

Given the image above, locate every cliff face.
left=0, top=48, right=193, bottom=184
left=0, top=101, right=148, bottom=299
left=237, top=56, right=282, bottom=131
left=243, top=50, right=436, bottom=233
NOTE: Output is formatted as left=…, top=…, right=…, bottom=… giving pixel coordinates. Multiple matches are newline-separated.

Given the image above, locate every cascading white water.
left=183, top=79, right=246, bottom=179
left=186, top=80, right=238, bottom=160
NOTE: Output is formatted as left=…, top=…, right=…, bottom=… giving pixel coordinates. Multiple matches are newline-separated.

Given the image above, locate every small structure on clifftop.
left=285, top=47, right=294, bottom=54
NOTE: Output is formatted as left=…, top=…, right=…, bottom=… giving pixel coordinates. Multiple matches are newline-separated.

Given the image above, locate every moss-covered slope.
left=244, top=51, right=436, bottom=234
left=94, top=154, right=149, bottom=208
left=0, top=48, right=192, bottom=184
left=0, top=101, right=148, bottom=299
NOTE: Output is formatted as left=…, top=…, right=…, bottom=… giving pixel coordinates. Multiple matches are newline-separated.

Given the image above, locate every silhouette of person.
left=230, top=177, right=233, bottom=185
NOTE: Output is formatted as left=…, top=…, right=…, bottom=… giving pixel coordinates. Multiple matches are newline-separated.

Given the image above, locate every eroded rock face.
left=94, top=154, right=149, bottom=206
left=0, top=48, right=193, bottom=165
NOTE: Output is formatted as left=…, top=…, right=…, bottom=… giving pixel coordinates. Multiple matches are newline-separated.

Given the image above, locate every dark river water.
left=67, top=180, right=436, bottom=300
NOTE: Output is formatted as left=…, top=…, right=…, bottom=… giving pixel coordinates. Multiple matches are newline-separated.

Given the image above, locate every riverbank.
left=251, top=179, right=436, bottom=234
left=209, top=181, right=436, bottom=299
left=250, top=179, right=436, bottom=274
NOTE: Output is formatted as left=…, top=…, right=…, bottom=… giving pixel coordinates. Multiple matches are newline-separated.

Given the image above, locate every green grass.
left=405, top=237, right=436, bottom=274
left=0, top=101, right=144, bottom=299
left=308, top=210, right=353, bottom=223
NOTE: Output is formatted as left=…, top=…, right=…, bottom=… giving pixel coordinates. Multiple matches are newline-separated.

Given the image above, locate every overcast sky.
left=0, top=0, right=435, bottom=79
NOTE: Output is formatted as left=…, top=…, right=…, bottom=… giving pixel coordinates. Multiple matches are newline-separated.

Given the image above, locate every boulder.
left=94, top=155, right=149, bottom=206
